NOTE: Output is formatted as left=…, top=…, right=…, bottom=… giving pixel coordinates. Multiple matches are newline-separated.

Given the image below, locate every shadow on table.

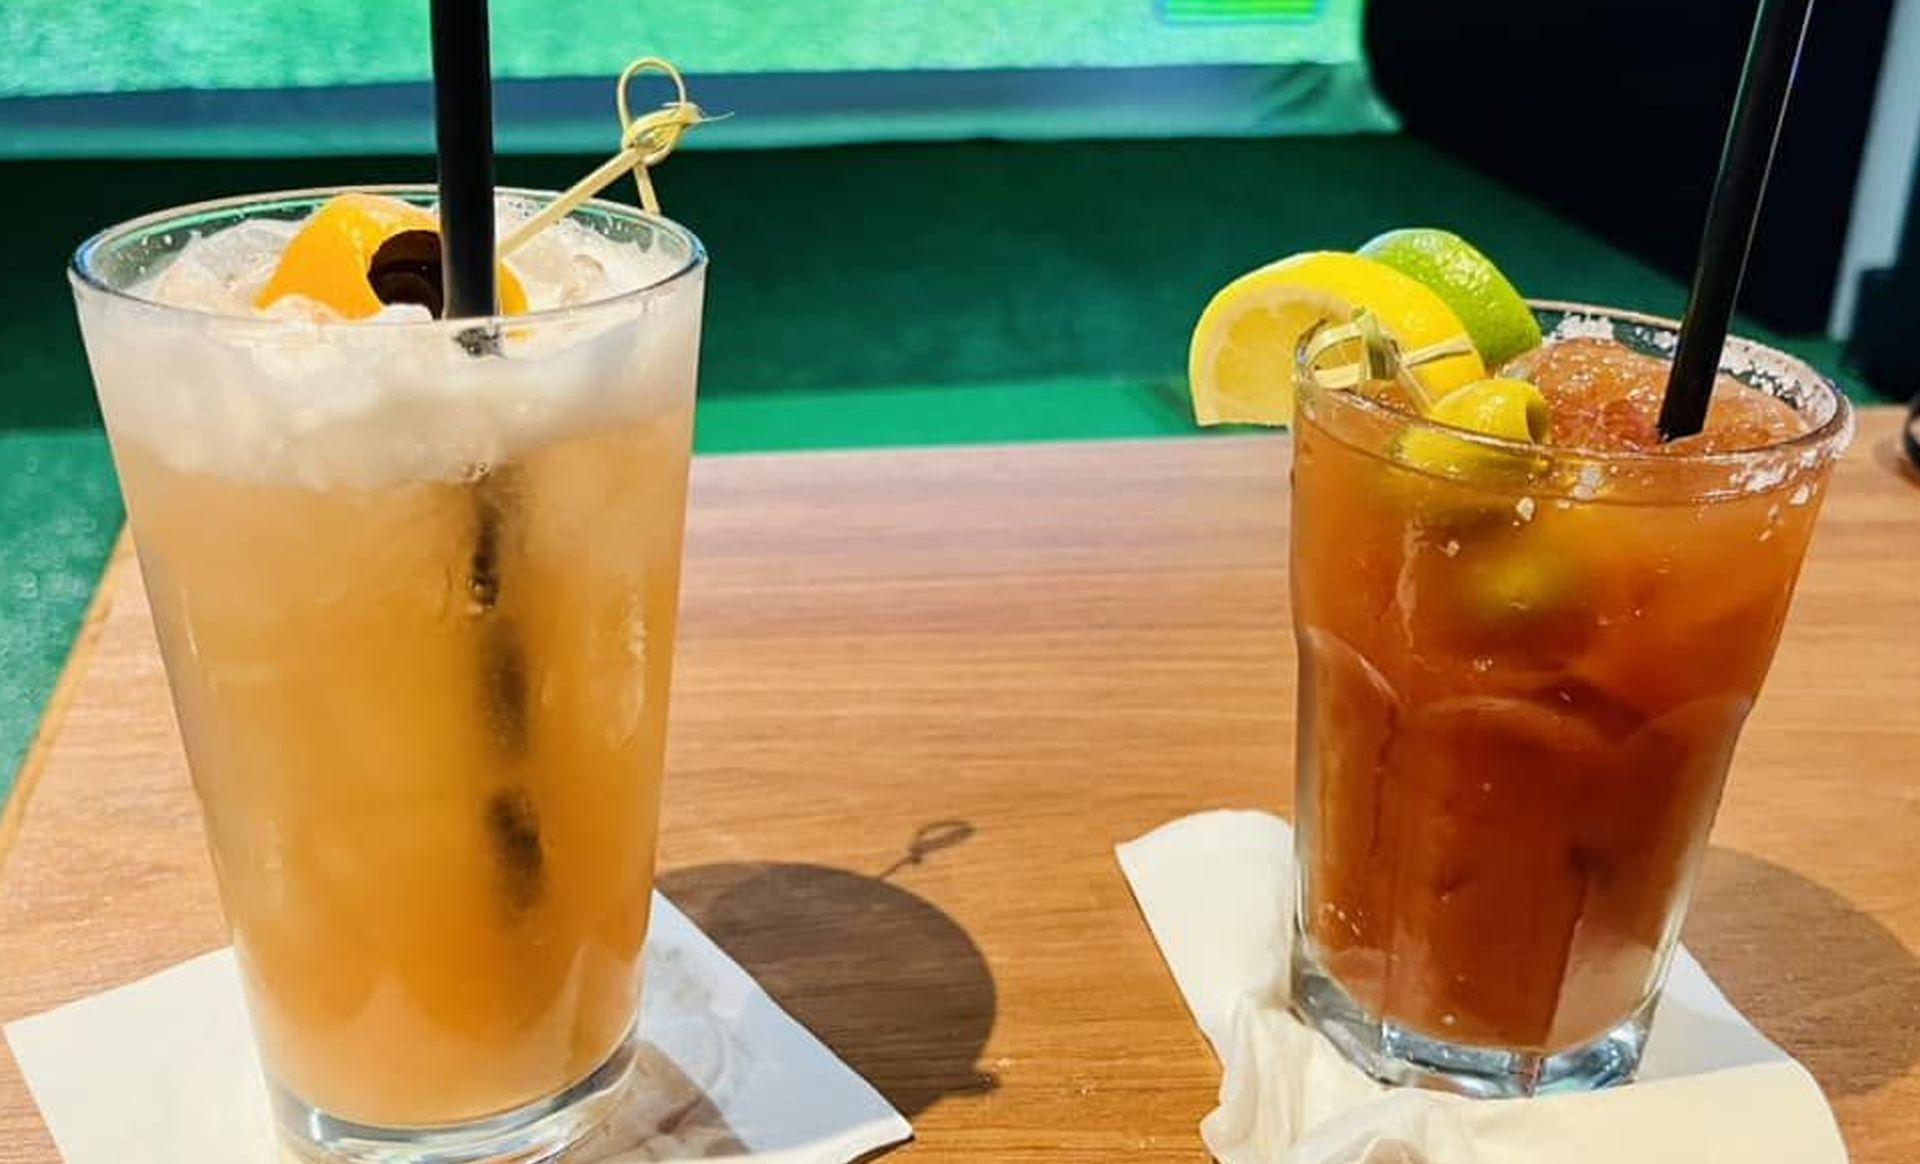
left=573, top=1042, right=748, bottom=1159
left=1686, top=846, right=1920, bottom=1097
left=659, top=828, right=997, bottom=1117
left=1868, top=424, right=1920, bottom=489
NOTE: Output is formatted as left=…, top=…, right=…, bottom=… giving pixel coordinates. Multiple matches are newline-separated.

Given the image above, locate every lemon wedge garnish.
left=1187, top=251, right=1485, bottom=427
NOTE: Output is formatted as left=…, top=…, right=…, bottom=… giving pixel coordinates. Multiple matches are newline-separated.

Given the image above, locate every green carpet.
left=0, top=431, right=121, bottom=792
left=0, top=134, right=1871, bottom=804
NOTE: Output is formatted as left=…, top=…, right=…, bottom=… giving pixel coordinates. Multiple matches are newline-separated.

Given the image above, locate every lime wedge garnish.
left=1359, top=229, right=1541, bottom=367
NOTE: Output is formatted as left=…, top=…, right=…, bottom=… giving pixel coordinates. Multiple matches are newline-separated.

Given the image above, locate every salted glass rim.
left=1293, top=298, right=1855, bottom=481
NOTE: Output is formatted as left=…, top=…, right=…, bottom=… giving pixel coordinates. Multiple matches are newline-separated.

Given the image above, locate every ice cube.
left=501, top=214, right=641, bottom=310
left=143, top=250, right=237, bottom=313
left=562, top=253, right=607, bottom=305
left=366, top=302, right=434, bottom=325
left=259, top=294, right=343, bottom=324
left=492, top=195, right=542, bottom=237
left=504, top=223, right=584, bottom=311
left=140, top=219, right=301, bottom=313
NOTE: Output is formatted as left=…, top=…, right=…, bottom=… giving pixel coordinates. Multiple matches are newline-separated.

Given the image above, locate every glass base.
left=1290, top=941, right=1655, bottom=1098
left=271, top=1028, right=640, bottom=1163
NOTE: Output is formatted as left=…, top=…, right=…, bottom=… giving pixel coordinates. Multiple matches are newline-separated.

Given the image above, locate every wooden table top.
left=2, top=407, right=1917, bottom=1163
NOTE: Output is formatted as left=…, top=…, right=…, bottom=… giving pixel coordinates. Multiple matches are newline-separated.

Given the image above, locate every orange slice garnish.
left=255, top=192, right=527, bottom=319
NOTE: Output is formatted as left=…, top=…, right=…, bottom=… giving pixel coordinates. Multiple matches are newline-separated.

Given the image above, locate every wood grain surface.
left=2, top=409, right=1916, bottom=1162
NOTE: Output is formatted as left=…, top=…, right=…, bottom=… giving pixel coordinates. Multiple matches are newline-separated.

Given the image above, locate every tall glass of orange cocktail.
left=71, top=188, right=704, bottom=1161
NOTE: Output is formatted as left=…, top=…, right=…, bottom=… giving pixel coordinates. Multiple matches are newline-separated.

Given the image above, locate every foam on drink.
left=79, top=195, right=699, bottom=489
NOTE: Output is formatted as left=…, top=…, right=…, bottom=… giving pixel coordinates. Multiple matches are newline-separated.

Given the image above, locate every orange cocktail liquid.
left=1291, top=337, right=1832, bottom=1053
left=120, top=409, right=691, bottom=1125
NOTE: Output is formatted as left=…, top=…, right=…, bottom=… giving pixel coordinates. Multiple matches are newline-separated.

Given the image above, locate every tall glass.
left=70, top=188, right=705, bottom=1162
left=1287, top=303, right=1851, bottom=1096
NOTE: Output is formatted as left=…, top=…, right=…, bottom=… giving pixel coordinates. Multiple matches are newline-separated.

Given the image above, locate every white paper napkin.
left=1117, top=810, right=1849, bottom=1164
left=4, top=895, right=911, bottom=1164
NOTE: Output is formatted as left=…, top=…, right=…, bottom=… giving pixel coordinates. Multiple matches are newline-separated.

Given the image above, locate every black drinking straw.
left=428, top=0, right=545, bottom=910
left=1658, top=0, right=1817, bottom=441
left=430, top=0, right=498, bottom=319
